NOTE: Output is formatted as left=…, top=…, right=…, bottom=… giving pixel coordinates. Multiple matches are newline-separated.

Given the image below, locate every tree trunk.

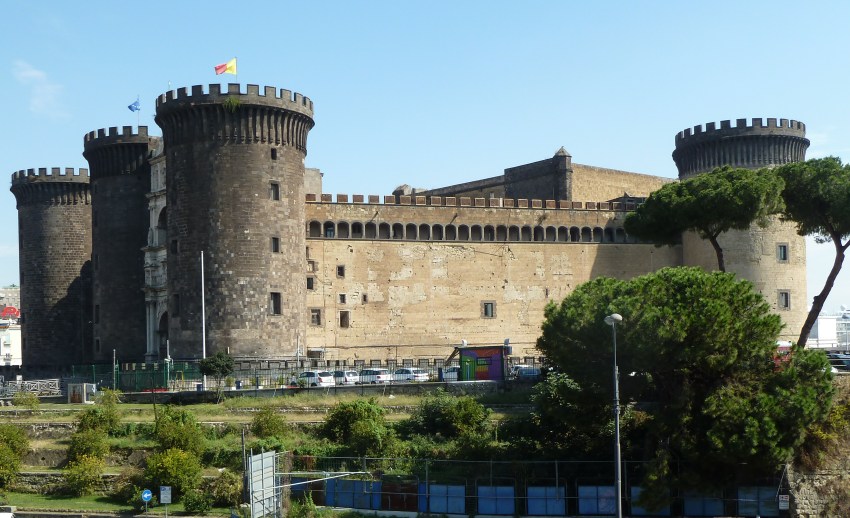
left=797, top=238, right=848, bottom=348
left=708, top=236, right=726, bottom=272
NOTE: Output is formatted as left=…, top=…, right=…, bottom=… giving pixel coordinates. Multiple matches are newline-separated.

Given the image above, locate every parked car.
left=298, top=370, right=334, bottom=387
left=509, top=364, right=532, bottom=379
left=393, top=367, right=430, bottom=382
left=515, top=367, right=542, bottom=382
left=442, top=365, right=461, bottom=382
left=333, top=370, right=360, bottom=385
left=359, top=368, right=392, bottom=384
left=829, top=354, right=850, bottom=372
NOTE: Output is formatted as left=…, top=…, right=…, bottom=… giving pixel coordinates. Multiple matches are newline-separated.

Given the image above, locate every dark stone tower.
left=155, top=84, right=314, bottom=360
left=10, top=168, right=92, bottom=370
left=671, top=117, right=810, bottom=342
left=83, top=127, right=159, bottom=363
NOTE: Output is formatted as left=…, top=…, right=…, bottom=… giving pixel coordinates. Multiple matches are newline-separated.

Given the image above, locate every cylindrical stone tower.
left=10, top=167, right=92, bottom=370
left=672, top=118, right=810, bottom=342
left=155, top=84, right=314, bottom=360
left=83, top=126, right=159, bottom=363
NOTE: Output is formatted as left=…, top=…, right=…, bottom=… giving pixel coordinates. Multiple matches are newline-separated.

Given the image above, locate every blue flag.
left=128, top=99, right=140, bottom=112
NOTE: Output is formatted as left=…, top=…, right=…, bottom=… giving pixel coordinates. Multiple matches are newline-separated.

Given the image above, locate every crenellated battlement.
left=11, top=167, right=90, bottom=185
left=155, top=83, right=313, bottom=117
left=675, top=117, right=806, bottom=145
left=84, top=126, right=150, bottom=145
left=305, top=193, right=641, bottom=212
left=672, top=117, right=810, bottom=178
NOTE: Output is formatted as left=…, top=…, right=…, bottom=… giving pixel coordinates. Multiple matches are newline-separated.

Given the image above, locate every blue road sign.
left=141, top=489, right=152, bottom=502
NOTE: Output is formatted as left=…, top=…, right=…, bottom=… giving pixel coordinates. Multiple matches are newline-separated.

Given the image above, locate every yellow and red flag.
left=214, top=58, right=237, bottom=75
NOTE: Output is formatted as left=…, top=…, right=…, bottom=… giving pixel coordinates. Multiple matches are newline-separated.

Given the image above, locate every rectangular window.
left=172, top=294, right=180, bottom=316
left=778, top=290, right=791, bottom=310
left=337, top=265, right=345, bottom=278
left=270, top=292, right=282, bottom=315
left=307, top=260, right=317, bottom=272
left=306, top=277, right=315, bottom=290
left=777, top=243, right=789, bottom=262
left=94, top=304, right=100, bottom=324
left=310, top=308, right=322, bottom=326
left=95, top=338, right=100, bottom=353
left=271, top=237, right=280, bottom=253
left=362, top=293, right=368, bottom=304
left=170, top=239, right=179, bottom=254
left=339, top=310, right=350, bottom=328
left=269, top=182, right=280, bottom=201
left=271, top=148, right=278, bottom=160
left=482, top=301, right=496, bottom=318
left=339, top=294, right=346, bottom=304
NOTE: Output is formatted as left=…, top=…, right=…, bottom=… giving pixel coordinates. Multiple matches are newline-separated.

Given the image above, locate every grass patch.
left=5, top=490, right=235, bottom=515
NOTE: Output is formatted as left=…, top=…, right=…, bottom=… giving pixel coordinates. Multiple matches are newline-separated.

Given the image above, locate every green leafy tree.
left=153, top=406, right=204, bottom=455
left=67, top=428, right=110, bottom=463
left=208, top=469, right=243, bottom=507
left=0, top=424, right=30, bottom=459
left=322, top=399, right=394, bottom=456
left=403, top=389, right=491, bottom=440
left=536, top=267, right=834, bottom=503
left=199, top=351, right=235, bottom=401
left=624, top=166, right=784, bottom=271
left=250, top=407, right=287, bottom=438
left=64, top=454, right=105, bottom=496
left=145, top=448, right=202, bottom=499
left=77, top=389, right=123, bottom=435
left=775, top=156, right=850, bottom=347
left=12, top=391, right=39, bottom=411
left=0, top=444, right=21, bottom=488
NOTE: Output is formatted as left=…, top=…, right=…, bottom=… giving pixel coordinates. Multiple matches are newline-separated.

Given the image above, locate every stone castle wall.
left=569, top=163, right=673, bottom=201
left=304, top=199, right=681, bottom=361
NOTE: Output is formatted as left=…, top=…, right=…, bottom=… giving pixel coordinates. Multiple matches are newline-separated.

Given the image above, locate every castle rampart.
left=83, top=126, right=158, bottom=363
left=10, top=167, right=92, bottom=369
left=156, top=83, right=315, bottom=361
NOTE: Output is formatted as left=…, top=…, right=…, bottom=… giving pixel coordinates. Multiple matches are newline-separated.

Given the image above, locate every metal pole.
left=201, top=251, right=207, bottom=390
left=605, top=313, right=623, bottom=518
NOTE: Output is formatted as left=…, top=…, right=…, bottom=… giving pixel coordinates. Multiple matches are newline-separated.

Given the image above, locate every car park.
left=393, top=367, right=430, bottom=382
left=333, top=370, right=360, bottom=385
left=359, top=368, right=392, bottom=384
left=298, top=370, right=334, bottom=387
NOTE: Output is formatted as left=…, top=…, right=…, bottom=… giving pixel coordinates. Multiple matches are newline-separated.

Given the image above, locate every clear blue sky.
left=2, top=1, right=848, bottom=313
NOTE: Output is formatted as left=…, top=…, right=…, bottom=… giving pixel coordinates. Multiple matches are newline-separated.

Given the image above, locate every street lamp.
left=604, top=312, right=624, bottom=518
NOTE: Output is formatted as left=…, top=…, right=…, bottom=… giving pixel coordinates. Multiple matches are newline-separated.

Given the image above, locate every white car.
left=393, top=367, right=430, bottom=382
left=442, top=365, right=461, bottom=382
left=359, top=368, right=392, bottom=384
left=298, top=370, right=334, bottom=387
left=333, top=370, right=360, bottom=385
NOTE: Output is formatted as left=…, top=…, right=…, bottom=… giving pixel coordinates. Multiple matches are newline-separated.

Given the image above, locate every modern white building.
left=809, top=306, right=850, bottom=351
left=0, top=321, right=22, bottom=367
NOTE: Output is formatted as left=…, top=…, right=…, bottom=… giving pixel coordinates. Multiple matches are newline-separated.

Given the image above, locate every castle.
left=10, top=83, right=809, bottom=371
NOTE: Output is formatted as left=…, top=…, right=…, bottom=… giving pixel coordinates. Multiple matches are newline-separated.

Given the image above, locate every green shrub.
left=182, top=489, right=212, bottom=514
left=0, top=424, right=29, bottom=458
left=403, top=389, right=491, bottom=440
left=251, top=407, right=287, bottom=438
left=111, top=467, right=149, bottom=511
left=289, top=492, right=333, bottom=518
left=322, top=399, right=385, bottom=443
left=76, top=390, right=123, bottom=435
left=0, top=444, right=21, bottom=487
left=145, top=448, right=202, bottom=498
left=64, top=454, right=105, bottom=496
left=153, top=406, right=204, bottom=455
left=349, top=418, right=397, bottom=457
left=12, top=391, right=39, bottom=411
left=67, top=428, right=109, bottom=463
left=209, top=469, right=243, bottom=507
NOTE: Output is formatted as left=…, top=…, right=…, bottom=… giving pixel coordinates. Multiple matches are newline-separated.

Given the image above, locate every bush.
left=145, top=448, right=202, bottom=498
left=322, top=399, right=385, bottom=443
left=76, top=390, right=123, bottom=435
left=12, top=391, right=39, bottom=411
left=67, top=428, right=110, bottom=463
left=182, top=489, right=212, bottom=514
left=251, top=407, right=287, bottom=438
left=209, top=469, right=243, bottom=507
left=153, top=406, right=204, bottom=455
left=111, top=467, right=149, bottom=511
left=289, top=492, right=333, bottom=518
left=0, top=444, right=20, bottom=487
left=403, top=389, right=491, bottom=439
left=0, top=424, right=29, bottom=458
left=64, top=454, right=105, bottom=496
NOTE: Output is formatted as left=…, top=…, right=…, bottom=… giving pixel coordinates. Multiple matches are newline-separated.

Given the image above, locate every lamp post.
left=604, top=312, right=624, bottom=518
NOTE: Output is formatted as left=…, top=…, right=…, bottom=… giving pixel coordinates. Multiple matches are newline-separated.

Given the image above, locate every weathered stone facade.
left=10, top=168, right=92, bottom=369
